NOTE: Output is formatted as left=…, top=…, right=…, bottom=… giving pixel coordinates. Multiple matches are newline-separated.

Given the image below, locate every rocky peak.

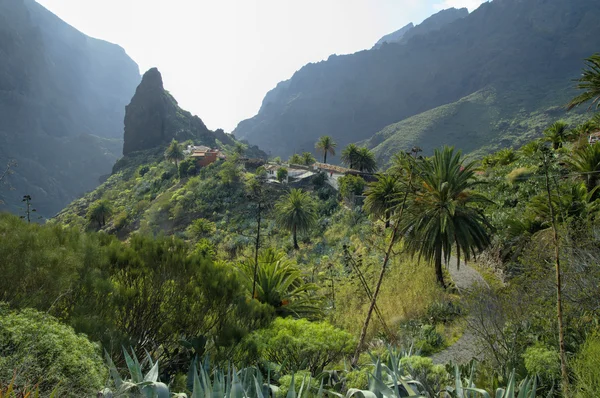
left=123, top=68, right=235, bottom=155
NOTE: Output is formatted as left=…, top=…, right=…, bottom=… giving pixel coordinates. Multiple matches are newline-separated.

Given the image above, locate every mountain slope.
left=233, top=0, right=600, bottom=161
left=0, top=0, right=140, bottom=217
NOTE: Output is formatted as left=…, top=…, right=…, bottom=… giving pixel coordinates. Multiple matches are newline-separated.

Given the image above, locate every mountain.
left=373, top=23, right=414, bottom=49
left=123, top=68, right=235, bottom=155
left=233, top=0, right=600, bottom=162
left=54, top=70, right=267, bottom=236
left=0, top=0, right=140, bottom=217
left=373, top=8, right=468, bottom=49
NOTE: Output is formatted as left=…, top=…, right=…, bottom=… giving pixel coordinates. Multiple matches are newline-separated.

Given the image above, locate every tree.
left=315, top=136, right=337, bottom=164
left=364, top=174, right=401, bottom=228
left=87, top=199, right=112, bottom=228
left=239, top=249, right=321, bottom=319
left=301, top=152, right=316, bottom=166
left=341, top=144, right=360, bottom=169
left=354, top=147, right=378, bottom=173
left=234, top=142, right=247, bottom=157
left=275, top=189, right=317, bottom=249
left=276, top=167, right=288, bottom=183
left=164, top=139, right=184, bottom=168
left=289, top=153, right=303, bottom=165
left=338, top=174, right=366, bottom=202
left=568, top=54, right=600, bottom=111
left=543, top=121, right=570, bottom=150
left=567, top=142, right=600, bottom=192
left=402, top=146, right=493, bottom=288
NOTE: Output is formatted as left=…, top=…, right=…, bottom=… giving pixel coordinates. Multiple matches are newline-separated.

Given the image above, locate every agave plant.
left=443, top=366, right=537, bottom=398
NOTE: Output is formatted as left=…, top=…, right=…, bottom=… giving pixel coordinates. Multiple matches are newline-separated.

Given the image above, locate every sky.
left=37, top=0, right=488, bottom=132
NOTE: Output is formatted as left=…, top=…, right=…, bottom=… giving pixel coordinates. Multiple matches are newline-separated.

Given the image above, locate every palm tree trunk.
left=293, top=224, right=299, bottom=250
left=435, top=244, right=446, bottom=288
left=252, top=204, right=262, bottom=299
left=543, top=154, right=570, bottom=396
left=323, top=152, right=327, bottom=164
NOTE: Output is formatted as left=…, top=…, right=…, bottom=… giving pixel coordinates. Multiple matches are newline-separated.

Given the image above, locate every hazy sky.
left=37, top=0, right=488, bottom=132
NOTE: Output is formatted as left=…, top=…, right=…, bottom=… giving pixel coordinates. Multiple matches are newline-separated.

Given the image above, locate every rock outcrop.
left=123, top=68, right=234, bottom=155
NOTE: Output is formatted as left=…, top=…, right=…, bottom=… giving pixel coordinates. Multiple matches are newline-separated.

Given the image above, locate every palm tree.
left=341, top=144, right=360, bottom=169
left=289, top=153, right=303, bottom=165
left=567, top=142, right=600, bottom=192
left=354, top=147, right=377, bottom=173
left=164, top=139, right=184, bottom=168
left=568, top=54, right=600, bottom=111
left=363, top=174, right=401, bottom=228
left=87, top=199, right=112, bottom=227
left=543, top=121, right=570, bottom=150
left=275, top=189, right=317, bottom=249
left=301, top=152, right=316, bottom=166
left=402, top=146, right=493, bottom=288
left=315, top=136, right=337, bottom=164
left=239, top=249, right=321, bottom=319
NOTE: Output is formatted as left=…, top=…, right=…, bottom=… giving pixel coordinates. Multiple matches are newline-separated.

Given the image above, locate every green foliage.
left=543, top=121, right=571, bottom=150
left=218, top=161, right=242, bottom=186
left=315, top=136, right=337, bottom=164
left=178, top=157, right=198, bottom=178
left=186, top=218, right=216, bottom=240
left=506, top=167, right=534, bottom=185
left=338, top=175, right=366, bottom=201
left=568, top=53, right=600, bottom=111
left=300, top=152, right=316, bottom=166
left=275, top=189, right=317, bottom=249
left=277, top=168, right=288, bottom=183
left=246, top=318, right=355, bottom=375
left=573, top=333, right=600, bottom=398
left=87, top=198, right=113, bottom=228
left=239, top=249, right=321, bottom=319
left=289, top=154, right=303, bottom=165
left=0, top=305, right=106, bottom=397
left=522, top=345, right=560, bottom=381
left=164, top=139, right=185, bottom=168
left=363, top=174, right=401, bottom=226
left=402, top=146, right=493, bottom=287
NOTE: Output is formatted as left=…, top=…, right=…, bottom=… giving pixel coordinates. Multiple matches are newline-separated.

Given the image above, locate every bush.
left=276, top=167, right=288, bottom=183
left=138, top=165, right=150, bottom=177
left=178, top=158, right=198, bottom=178
left=506, top=167, right=534, bottom=185
left=573, top=333, right=600, bottom=398
left=523, top=345, right=560, bottom=381
left=277, top=371, right=312, bottom=398
left=246, top=318, right=355, bottom=375
left=0, top=305, right=106, bottom=397
left=345, top=368, right=370, bottom=390
left=338, top=174, right=366, bottom=201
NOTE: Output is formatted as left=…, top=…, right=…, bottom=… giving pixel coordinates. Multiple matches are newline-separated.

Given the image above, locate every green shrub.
left=523, top=345, right=560, bottom=381
left=246, top=318, right=355, bottom=375
left=138, top=165, right=150, bottom=177
left=573, top=333, right=600, bottom=398
left=277, top=371, right=311, bottom=398
left=277, top=167, right=288, bottom=182
left=338, top=174, right=366, bottom=201
left=0, top=305, right=106, bottom=397
left=345, top=368, right=370, bottom=390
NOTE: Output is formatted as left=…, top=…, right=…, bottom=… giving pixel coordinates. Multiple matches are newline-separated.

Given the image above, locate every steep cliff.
left=0, top=0, right=140, bottom=217
left=233, top=0, right=600, bottom=160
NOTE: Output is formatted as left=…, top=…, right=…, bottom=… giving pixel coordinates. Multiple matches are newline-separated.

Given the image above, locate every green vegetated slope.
left=0, top=0, right=140, bottom=217
left=364, top=80, right=589, bottom=165
left=233, top=0, right=600, bottom=160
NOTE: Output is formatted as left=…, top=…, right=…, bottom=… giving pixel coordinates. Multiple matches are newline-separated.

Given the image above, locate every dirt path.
left=431, top=258, right=488, bottom=365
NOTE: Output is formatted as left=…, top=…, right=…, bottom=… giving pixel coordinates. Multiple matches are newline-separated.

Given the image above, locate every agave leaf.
left=123, top=348, right=143, bottom=383
left=229, top=368, right=245, bottom=398
left=191, top=365, right=204, bottom=398
left=98, top=388, right=114, bottom=398
left=144, top=349, right=154, bottom=368
left=187, top=357, right=198, bottom=392
left=253, top=376, right=265, bottom=398
left=455, top=365, right=464, bottom=397
left=316, top=378, right=324, bottom=398
left=346, top=389, right=378, bottom=398
left=105, top=350, right=123, bottom=389
left=152, top=382, right=171, bottom=398
left=504, top=370, right=516, bottom=398
left=464, top=387, right=492, bottom=398
left=286, top=373, right=296, bottom=398
left=144, top=360, right=160, bottom=383
left=495, top=388, right=506, bottom=398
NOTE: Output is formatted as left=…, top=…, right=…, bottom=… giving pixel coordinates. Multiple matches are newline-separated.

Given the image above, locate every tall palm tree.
left=567, top=142, right=600, bottom=192
left=543, top=121, right=570, bottom=150
left=363, top=174, right=401, bottom=227
left=402, top=146, right=493, bottom=288
left=568, top=54, right=600, bottom=111
left=239, top=249, right=322, bottom=319
left=275, top=189, right=317, bottom=249
left=341, top=144, right=360, bottom=169
left=354, top=147, right=377, bottom=173
left=301, top=152, right=316, bottom=166
left=87, top=199, right=112, bottom=227
left=164, top=139, right=184, bottom=168
left=315, top=136, right=337, bottom=164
